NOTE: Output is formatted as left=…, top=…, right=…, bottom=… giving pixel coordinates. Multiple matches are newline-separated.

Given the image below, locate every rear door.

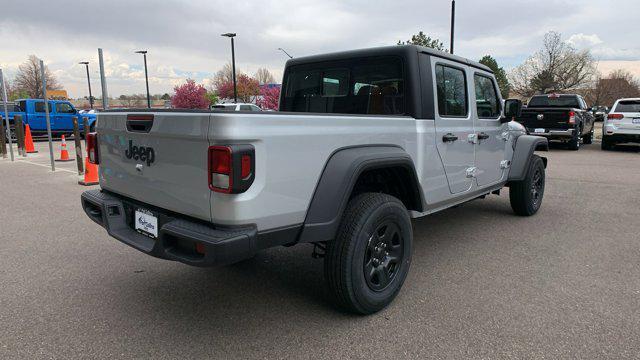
left=432, top=60, right=475, bottom=194
left=97, top=112, right=212, bottom=221
left=472, top=73, right=508, bottom=187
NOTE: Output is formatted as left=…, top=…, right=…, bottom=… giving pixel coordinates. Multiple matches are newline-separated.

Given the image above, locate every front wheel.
left=509, top=155, right=545, bottom=216
left=324, top=193, right=413, bottom=314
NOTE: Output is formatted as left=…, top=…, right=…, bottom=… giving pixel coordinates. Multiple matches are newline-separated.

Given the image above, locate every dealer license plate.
left=135, top=209, right=158, bottom=238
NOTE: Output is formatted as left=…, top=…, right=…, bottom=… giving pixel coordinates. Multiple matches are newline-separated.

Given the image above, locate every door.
left=433, top=61, right=475, bottom=194
left=472, top=73, right=508, bottom=187
left=31, top=101, right=53, bottom=131
left=53, top=102, right=76, bottom=131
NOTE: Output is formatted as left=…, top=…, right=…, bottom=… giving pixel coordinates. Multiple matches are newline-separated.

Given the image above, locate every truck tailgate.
left=518, top=108, right=572, bottom=130
left=97, top=112, right=211, bottom=221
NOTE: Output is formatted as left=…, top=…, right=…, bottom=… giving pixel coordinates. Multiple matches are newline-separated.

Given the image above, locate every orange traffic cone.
left=79, top=157, right=99, bottom=186
left=55, top=135, right=73, bottom=162
left=24, top=124, right=38, bottom=153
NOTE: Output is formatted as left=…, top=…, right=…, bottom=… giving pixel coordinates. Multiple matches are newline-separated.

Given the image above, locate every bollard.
left=72, top=116, right=84, bottom=175
left=82, top=117, right=90, bottom=141
left=15, top=114, right=25, bottom=157
left=0, top=115, right=6, bottom=158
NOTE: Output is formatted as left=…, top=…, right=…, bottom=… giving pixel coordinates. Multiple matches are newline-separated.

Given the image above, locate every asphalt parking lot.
left=2, top=139, right=640, bottom=359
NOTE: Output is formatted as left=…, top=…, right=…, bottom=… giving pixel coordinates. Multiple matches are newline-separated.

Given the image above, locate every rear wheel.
left=567, top=126, right=581, bottom=150
left=601, top=136, right=614, bottom=150
left=583, top=126, right=594, bottom=144
left=509, top=155, right=545, bottom=216
left=324, top=193, right=412, bottom=314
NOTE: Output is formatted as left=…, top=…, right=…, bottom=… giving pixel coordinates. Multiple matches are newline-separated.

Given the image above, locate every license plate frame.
left=135, top=208, right=158, bottom=238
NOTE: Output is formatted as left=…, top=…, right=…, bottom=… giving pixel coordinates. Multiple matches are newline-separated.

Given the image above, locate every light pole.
left=79, top=61, right=93, bottom=109
left=277, top=48, right=293, bottom=59
left=221, top=33, right=238, bottom=103
left=135, top=50, right=151, bottom=108
left=450, top=0, right=456, bottom=54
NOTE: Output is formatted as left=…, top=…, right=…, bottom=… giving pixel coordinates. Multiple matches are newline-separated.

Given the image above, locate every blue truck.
left=3, top=99, right=97, bottom=138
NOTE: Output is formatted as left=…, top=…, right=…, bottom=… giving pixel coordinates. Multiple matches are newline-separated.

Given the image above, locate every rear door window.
left=615, top=101, right=640, bottom=113
left=435, top=64, right=468, bottom=117
left=473, top=74, right=500, bottom=118
left=34, top=102, right=53, bottom=113
left=55, top=103, right=75, bottom=114
left=281, top=56, right=405, bottom=115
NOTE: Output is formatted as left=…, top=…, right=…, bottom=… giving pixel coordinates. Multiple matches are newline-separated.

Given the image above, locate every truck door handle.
left=442, top=133, right=458, bottom=143
left=477, top=132, right=490, bottom=140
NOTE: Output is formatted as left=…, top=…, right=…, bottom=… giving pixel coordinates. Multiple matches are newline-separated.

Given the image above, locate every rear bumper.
left=81, top=190, right=257, bottom=267
left=603, top=133, right=640, bottom=144
left=526, top=128, right=575, bottom=139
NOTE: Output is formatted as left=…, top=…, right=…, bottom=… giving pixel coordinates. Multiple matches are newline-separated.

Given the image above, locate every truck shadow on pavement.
left=106, top=198, right=517, bottom=329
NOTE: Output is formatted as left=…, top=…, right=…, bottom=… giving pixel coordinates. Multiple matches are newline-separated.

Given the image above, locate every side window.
left=239, top=105, right=253, bottom=111
left=251, top=105, right=262, bottom=111
left=435, top=64, right=468, bottom=117
left=473, top=74, right=500, bottom=118
left=55, top=103, right=75, bottom=114
left=34, top=102, right=53, bottom=113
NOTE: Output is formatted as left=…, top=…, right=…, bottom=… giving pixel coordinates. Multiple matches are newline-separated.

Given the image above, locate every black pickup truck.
left=517, top=94, right=595, bottom=150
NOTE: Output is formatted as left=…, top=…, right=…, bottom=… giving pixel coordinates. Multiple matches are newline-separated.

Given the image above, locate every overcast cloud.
left=1, top=0, right=638, bottom=98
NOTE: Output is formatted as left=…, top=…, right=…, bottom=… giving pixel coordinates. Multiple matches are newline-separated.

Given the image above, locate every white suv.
left=211, top=103, right=262, bottom=111
left=602, top=98, right=640, bottom=150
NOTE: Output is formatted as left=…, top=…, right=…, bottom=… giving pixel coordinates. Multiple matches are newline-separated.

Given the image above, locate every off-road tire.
left=324, top=193, right=412, bottom=315
left=509, top=155, right=545, bottom=216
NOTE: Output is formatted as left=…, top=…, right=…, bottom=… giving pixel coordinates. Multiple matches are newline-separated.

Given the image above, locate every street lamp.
left=78, top=61, right=93, bottom=109
left=221, top=33, right=238, bottom=103
left=450, top=0, right=456, bottom=54
left=277, top=48, right=293, bottom=59
left=135, top=50, right=151, bottom=108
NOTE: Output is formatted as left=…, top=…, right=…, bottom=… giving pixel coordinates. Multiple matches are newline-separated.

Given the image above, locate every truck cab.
left=8, top=99, right=97, bottom=136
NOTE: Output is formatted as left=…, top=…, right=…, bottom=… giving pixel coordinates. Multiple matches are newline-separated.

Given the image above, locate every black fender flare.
left=297, top=145, right=424, bottom=244
left=508, top=135, right=548, bottom=182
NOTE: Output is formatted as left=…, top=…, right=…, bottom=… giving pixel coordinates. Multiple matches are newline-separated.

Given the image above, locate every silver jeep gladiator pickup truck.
left=81, top=45, right=548, bottom=314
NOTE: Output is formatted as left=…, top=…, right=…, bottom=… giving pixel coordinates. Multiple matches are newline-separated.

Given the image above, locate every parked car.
left=211, top=103, right=262, bottom=111
left=592, top=105, right=609, bottom=122
left=5, top=99, right=97, bottom=137
left=602, top=98, right=640, bottom=150
left=515, top=94, right=595, bottom=150
left=81, top=45, right=548, bottom=314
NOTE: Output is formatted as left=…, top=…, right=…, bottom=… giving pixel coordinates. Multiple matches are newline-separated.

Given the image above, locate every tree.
left=585, top=70, right=640, bottom=107
left=479, top=55, right=511, bottom=99
left=217, top=74, right=260, bottom=103
left=205, top=91, right=219, bottom=105
left=509, top=31, right=596, bottom=97
left=160, top=93, right=171, bottom=100
left=13, top=55, right=62, bottom=98
left=398, top=31, right=447, bottom=52
left=118, top=94, right=145, bottom=108
left=256, top=86, right=280, bottom=110
left=171, top=79, right=210, bottom=109
left=255, top=68, right=276, bottom=85
left=212, top=63, right=243, bottom=89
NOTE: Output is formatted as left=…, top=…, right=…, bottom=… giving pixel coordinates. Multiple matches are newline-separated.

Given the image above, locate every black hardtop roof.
left=285, top=45, right=493, bottom=73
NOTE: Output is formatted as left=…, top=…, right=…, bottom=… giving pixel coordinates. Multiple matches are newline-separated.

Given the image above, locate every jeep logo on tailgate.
left=125, top=140, right=155, bottom=166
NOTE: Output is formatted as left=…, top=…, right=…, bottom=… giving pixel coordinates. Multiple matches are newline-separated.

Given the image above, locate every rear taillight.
left=607, top=113, right=624, bottom=120
left=208, top=145, right=255, bottom=194
left=568, top=111, right=576, bottom=124
left=87, top=132, right=99, bottom=164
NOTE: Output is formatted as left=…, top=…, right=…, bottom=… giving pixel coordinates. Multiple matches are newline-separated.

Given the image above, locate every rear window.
left=614, top=100, right=640, bottom=113
left=212, top=104, right=236, bottom=111
left=281, top=56, right=405, bottom=116
left=528, top=95, right=580, bottom=108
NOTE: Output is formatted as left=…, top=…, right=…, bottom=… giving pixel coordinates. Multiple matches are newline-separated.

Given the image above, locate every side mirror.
left=502, top=99, right=523, bottom=123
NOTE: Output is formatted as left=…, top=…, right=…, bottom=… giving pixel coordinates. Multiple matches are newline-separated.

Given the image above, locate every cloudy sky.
left=1, top=0, right=638, bottom=98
